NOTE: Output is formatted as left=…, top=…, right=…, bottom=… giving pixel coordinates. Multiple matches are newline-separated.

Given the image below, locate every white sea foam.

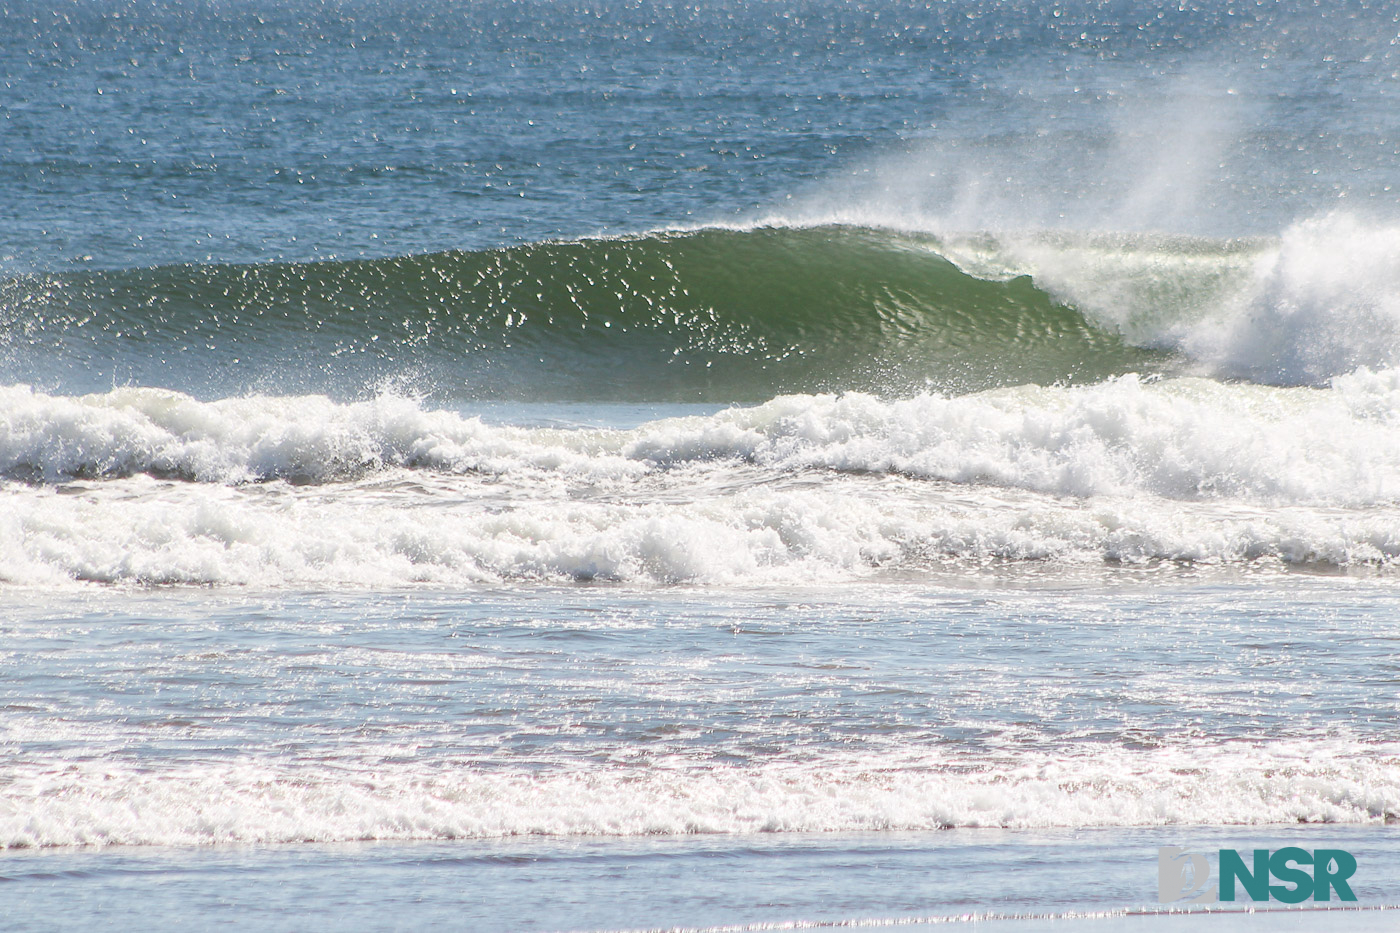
left=5, top=372, right=1400, bottom=501
left=2, top=743, right=1395, bottom=848
left=630, top=374, right=1400, bottom=505
left=0, top=384, right=641, bottom=485
left=5, top=468, right=1400, bottom=587
left=3, top=374, right=1400, bottom=585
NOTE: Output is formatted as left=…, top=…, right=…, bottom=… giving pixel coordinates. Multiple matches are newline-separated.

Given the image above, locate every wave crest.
left=6, top=215, right=1400, bottom=399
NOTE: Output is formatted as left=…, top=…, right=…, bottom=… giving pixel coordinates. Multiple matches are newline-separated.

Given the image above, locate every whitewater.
left=4, top=367, right=1400, bottom=587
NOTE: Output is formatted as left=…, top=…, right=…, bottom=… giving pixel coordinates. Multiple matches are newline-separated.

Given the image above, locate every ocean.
left=3, top=0, right=1400, bottom=929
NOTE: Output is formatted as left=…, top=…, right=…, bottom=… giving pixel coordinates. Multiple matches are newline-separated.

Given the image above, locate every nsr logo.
left=1158, top=847, right=1358, bottom=904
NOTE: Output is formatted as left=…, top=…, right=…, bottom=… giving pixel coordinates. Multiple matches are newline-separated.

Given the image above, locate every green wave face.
left=1, top=226, right=1177, bottom=402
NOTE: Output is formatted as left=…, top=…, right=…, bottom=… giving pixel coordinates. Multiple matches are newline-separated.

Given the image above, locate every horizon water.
left=4, top=1, right=1400, bottom=930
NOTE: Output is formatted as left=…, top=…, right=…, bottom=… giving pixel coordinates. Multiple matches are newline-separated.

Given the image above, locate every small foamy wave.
left=5, top=375, right=1400, bottom=586
left=3, top=743, right=1396, bottom=849
left=5, top=373, right=1400, bottom=503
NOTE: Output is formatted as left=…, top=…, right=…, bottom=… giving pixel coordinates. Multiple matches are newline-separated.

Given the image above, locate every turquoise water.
left=4, top=0, right=1400, bottom=928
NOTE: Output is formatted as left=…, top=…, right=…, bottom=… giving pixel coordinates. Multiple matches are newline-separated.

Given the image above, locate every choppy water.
left=5, top=0, right=1400, bottom=929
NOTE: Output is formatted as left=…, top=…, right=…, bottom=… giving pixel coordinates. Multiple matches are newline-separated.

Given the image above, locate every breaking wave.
left=6, top=214, right=1400, bottom=401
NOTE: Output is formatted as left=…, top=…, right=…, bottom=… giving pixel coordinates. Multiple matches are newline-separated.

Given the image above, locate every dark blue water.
left=5, top=0, right=1400, bottom=273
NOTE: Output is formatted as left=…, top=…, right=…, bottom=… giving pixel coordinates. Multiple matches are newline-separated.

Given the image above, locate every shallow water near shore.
left=4, top=827, right=1400, bottom=932
left=5, top=581, right=1400, bottom=852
